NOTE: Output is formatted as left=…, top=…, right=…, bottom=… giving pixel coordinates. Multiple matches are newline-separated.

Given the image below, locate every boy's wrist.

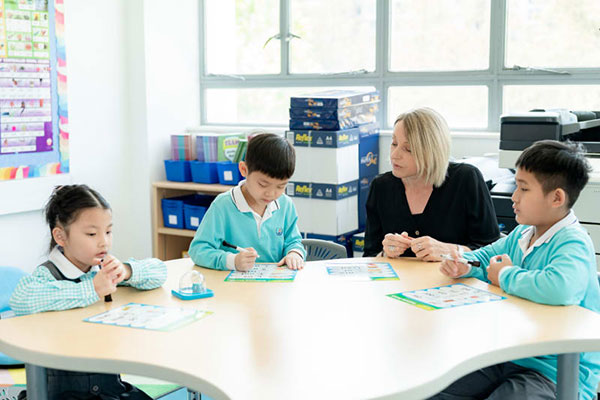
left=226, top=253, right=237, bottom=270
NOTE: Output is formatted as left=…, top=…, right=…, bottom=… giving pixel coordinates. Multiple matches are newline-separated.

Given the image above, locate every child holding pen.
left=188, top=133, right=306, bottom=271
left=10, top=184, right=166, bottom=400
left=431, top=140, right=600, bottom=400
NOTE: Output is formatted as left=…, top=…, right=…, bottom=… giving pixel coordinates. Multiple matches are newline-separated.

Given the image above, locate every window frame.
left=198, top=0, right=600, bottom=131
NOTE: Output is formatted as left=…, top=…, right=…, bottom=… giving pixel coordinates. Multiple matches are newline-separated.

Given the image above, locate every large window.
left=200, top=0, right=600, bottom=131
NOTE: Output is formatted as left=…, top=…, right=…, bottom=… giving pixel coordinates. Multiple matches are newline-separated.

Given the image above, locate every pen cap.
left=179, top=270, right=206, bottom=294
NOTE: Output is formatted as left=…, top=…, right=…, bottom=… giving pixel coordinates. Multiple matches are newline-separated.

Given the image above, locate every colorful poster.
left=84, top=303, right=213, bottom=332
left=0, top=0, right=69, bottom=180
left=388, top=283, right=506, bottom=311
left=325, top=261, right=399, bottom=281
left=225, top=263, right=297, bottom=282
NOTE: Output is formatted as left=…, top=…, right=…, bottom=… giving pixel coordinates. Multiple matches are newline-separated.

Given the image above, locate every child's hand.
left=277, top=252, right=304, bottom=270
left=439, top=248, right=470, bottom=278
left=234, top=248, right=258, bottom=272
left=93, top=261, right=119, bottom=298
left=487, top=254, right=512, bottom=286
left=382, top=232, right=412, bottom=258
left=101, top=255, right=130, bottom=284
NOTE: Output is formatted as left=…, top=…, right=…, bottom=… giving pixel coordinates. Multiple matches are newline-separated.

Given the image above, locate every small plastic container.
left=190, top=161, right=219, bottom=184
left=183, top=203, right=208, bottom=230
left=217, top=161, right=242, bottom=185
left=164, top=160, right=191, bottom=182
left=172, top=270, right=214, bottom=300
left=161, top=197, right=186, bottom=229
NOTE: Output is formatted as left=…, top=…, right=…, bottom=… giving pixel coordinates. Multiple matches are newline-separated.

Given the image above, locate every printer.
left=498, top=110, right=600, bottom=269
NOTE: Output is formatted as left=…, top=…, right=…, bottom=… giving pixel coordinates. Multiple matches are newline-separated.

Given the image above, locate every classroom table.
left=2, top=257, right=600, bottom=400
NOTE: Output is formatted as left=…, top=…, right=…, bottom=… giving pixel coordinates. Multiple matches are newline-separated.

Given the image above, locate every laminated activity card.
left=225, top=263, right=296, bottom=282
left=387, top=283, right=506, bottom=310
left=325, top=261, right=399, bottom=281
left=84, top=303, right=212, bottom=332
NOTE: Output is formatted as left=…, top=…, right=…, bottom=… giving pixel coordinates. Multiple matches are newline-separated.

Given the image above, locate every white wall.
left=0, top=1, right=138, bottom=271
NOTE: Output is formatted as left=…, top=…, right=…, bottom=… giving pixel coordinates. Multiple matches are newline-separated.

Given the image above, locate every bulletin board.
left=0, top=0, right=68, bottom=180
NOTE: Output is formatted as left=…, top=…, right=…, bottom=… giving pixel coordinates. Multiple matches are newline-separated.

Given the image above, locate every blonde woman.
left=364, top=107, right=499, bottom=261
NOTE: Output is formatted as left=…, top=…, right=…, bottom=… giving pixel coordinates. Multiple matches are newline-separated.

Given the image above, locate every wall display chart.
left=0, top=0, right=68, bottom=180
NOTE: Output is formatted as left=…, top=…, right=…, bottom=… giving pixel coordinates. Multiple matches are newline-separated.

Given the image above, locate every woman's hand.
left=411, top=236, right=457, bottom=262
left=382, top=232, right=413, bottom=258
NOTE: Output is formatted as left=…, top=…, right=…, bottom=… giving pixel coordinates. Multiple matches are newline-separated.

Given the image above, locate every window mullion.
left=377, top=0, right=389, bottom=129
left=280, top=0, right=290, bottom=76
left=489, top=0, right=507, bottom=131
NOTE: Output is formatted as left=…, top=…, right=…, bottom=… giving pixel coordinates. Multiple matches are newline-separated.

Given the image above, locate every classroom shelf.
left=152, top=181, right=231, bottom=260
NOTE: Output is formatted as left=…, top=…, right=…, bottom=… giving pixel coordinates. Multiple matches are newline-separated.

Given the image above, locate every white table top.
left=2, top=257, right=600, bottom=399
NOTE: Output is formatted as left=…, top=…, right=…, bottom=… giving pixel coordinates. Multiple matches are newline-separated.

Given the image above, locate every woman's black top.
left=363, top=162, right=500, bottom=257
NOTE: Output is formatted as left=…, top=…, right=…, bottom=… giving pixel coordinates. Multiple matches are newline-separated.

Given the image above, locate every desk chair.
left=301, top=239, right=347, bottom=261
left=0, top=266, right=26, bottom=367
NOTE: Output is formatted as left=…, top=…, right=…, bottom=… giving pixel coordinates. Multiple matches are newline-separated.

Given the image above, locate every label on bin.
left=191, top=217, right=200, bottom=227
left=224, top=171, right=233, bottom=181
left=169, top=215, right=177, bottom=225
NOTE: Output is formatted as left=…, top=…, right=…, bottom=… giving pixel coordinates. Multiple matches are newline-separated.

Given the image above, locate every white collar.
left=230, top=180, right=280, bottom=217
left=48, top=246, right=99, bottom=279
left=518, top=210, right=578, bottom=257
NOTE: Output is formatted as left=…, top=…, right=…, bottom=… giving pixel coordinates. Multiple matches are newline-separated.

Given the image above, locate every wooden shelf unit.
left=152, top=181, right=231, bottom=260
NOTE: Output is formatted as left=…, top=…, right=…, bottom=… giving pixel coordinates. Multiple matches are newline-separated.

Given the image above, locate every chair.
left=302, top=239, right=347, bottom=261
left=0, top=266, right=27, bottom=366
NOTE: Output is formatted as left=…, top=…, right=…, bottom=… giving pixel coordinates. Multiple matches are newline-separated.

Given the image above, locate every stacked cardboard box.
left=286, top=89, right=380, bottom=251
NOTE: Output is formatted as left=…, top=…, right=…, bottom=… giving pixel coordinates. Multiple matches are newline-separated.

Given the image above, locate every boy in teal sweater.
left=431, top=140, right=600, bottom=400
left=189, top=133, right=305, bottom=271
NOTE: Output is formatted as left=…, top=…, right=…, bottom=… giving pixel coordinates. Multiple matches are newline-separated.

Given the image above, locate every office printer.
left=498, top=110, right=600, bottom=268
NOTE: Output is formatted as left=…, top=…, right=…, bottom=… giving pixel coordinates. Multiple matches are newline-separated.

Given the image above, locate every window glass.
left=206, top=87, right=373, bottom=125
left=390, top=0, right=490, bottom=71
left=290, top=0, right=376, bottom=73
left=506, top=0, right=600, bottom=68
left=388, top=86, right=488, bottom=129
left=205, top=0, right=280, bottom=74
left=503, top=85, right=600, bottom=115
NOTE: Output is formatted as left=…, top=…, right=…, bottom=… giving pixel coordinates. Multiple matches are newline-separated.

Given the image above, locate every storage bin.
left=162, top=194, right=214, bottom=229
left=184, top=203, right=208, bottom=230
left=161, top=197, right=186, bottom=229
left=190, top=161, right=219, bottom=184
left=183, top=194, right=214, bottom=230
left=164, top=160, right=191, bottom=182
left=217, top=161, right=242, bottom=185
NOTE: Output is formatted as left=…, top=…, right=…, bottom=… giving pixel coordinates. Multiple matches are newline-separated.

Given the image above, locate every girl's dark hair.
left=245, top=133, right=295, bottom=179
left=45, top=184, right=111, bottom=251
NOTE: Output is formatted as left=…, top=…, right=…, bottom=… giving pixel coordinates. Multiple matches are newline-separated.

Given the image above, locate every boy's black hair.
left=45, top=184, right=111, bottom=251
left=245, top=133, right=295, bottom=179
left=515, top=140, right=591, bottom=208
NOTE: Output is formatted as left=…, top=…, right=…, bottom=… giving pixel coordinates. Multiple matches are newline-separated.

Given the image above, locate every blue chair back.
left=0, top=266, right=27, bottom=366
left=302, top=239, right=347, bottom=261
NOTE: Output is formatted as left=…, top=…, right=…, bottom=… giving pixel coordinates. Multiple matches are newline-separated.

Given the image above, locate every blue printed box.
left=286, top=128, right=360, bottom=148
left=352, top=232, right=365, bottom=253
left=289, top=102, right=379, bottom=130
left=359, top=135, right=379, bottom=177
left=358, top=122, right=380, bottom=138
left=358, top=175, right=376, bottom=230
left=287, top=180, right=359, bottom=200
left=290, top=89, right=380, bottom=109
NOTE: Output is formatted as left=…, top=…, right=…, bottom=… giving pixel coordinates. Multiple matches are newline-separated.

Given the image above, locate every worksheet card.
left=325, top=261, right=399, bottom=281
left=84, top=303, right=212, bottom=331
left=388, top=283, right=506, bottom=310
left=225, top=263, right=297, bottom=282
